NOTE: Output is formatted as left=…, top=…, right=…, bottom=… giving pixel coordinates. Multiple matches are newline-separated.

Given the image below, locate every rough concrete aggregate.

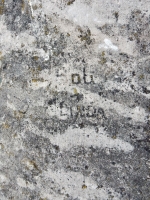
left=0, top=0, right=150, bottom=199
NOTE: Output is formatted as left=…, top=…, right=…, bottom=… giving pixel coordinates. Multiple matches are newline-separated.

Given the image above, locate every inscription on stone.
left=72, top=68, right=94, bottom=84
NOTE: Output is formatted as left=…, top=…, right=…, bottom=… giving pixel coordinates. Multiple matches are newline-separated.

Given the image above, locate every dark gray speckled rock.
left=0, top=0, right=150, bottom=199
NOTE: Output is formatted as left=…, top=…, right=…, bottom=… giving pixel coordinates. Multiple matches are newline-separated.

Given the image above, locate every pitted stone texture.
left=0, top=0, right=150, bottom=200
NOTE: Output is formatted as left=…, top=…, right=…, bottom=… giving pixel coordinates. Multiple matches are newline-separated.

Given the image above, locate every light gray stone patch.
left=0, top=0, right=150, bottom=199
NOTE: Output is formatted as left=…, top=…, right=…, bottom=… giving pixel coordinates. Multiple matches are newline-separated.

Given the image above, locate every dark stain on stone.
left=0, top=0, right=5, bottom=15
left=114, top=12, right=119, bottom=22
left=78, top=27, right=92, bottom=45
left=48, top=98, right=57, bottom=105
left=67, top=0, right=76, bottom=5
left=82, top=184, right=87, bottom=189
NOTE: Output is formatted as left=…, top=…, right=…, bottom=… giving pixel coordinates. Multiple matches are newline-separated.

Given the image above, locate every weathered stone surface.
left=0, top=0, right=150, bottom=199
